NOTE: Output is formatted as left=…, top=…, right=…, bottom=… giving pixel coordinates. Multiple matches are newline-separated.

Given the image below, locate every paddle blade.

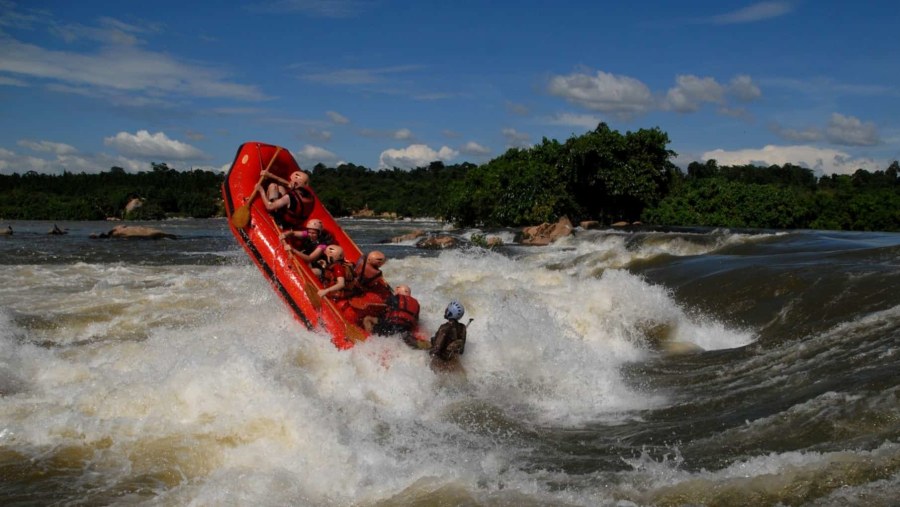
left=231, top=204, right=251, bottom=229
left=345, top=322, right=367, bottom=343
left=305, top=279, right=322, bottom=310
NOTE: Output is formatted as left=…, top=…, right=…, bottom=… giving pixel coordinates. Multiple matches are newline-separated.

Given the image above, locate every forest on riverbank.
left=1, top=124, right=898, bottom=231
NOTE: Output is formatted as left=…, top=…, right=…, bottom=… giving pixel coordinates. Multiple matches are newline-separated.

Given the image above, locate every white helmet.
left=444, top=300, right=464, bottom=321
left=305, top=218, right=323, bottom=232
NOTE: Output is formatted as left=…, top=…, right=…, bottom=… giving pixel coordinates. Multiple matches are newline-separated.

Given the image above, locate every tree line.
left=0, top=164, right=223, bottom=220
left=1, top=124, right=898, bottom=232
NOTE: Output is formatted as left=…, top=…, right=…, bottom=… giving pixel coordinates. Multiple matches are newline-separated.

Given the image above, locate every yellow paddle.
left=289, top=253, right=323, bottom=310
left=231, top=146, right=283, bottom=229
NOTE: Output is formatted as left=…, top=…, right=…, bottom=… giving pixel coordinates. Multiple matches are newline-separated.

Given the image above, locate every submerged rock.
left=90, top=225, right=177, bottom=239
left=385, top=229, right=426, bottom=243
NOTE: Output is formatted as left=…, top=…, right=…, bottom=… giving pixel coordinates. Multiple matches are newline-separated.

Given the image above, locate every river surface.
left=1, top=219, right=898, bottom=506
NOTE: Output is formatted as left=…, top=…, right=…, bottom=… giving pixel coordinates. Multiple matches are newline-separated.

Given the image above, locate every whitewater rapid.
left=1, top=219, right=897, bottom=506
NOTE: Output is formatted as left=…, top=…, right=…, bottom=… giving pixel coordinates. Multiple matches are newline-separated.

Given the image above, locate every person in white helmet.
left=258, top=169, right=315, bottom=229
left=317, top=244, right=354, bottom=300
left=429, top=300, right=468, bottom=372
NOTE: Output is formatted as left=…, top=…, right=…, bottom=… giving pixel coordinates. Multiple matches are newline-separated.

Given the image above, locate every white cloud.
left=306, top=128, right=333, bottom=142
left=185, top=130, right=206, bottom=141
left=378, top=144, right=458, bottom=170
left=770, top=113, right=879, bottom=146
left=0, top=75, right=27, bottom=87
left=326, top=110, right=350, bottom=124
left=460, top=141, right=491, bottom=156
left=550, top=69, right=763, bottom=118
left=547, top=113, right=604, bottom=129
left=0, top=150, right=57, bottom=174
left=51, top=16, right=156, bottom=46
left=303, top=65, right=422, bottom=85
left=717, top=106, right=752, bottom=120
left=0, top=147, right=153, bottom=175
left=0, top=38, right=265, bottom=101
left=103, top=130, right=206, bottom=160
left=293, top=144, right=339, bottom=167
left=502, top=128, right=531, bottom=148
left=770, top=123, right=822, bottom=143
left=358, top=127, right=415, bottom=141
left=17, top=139, right=78, bottom=155
left=728, top=75, right=762, bottom=102
left=663, top=75, right=725, bottom=113
left=393, top=128, right=414, bottom=141
left=709, top=2, right=794, bottom=24
left=702, top=144, right=883, bottom=176
left=825, top=113, right=879, bottom=146
left=548, top=70, right=654, bottom=118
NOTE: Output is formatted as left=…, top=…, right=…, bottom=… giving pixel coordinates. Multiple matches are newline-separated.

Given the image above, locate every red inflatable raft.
left=221, top=141, right=424, bottom=349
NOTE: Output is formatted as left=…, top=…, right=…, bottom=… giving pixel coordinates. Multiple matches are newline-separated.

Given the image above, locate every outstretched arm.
left=317, top=276, right=345, bottom=297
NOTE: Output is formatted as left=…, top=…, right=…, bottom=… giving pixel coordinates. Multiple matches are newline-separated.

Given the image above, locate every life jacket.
left=383, top=294, right=420, bottom=330
left=278, top=187, right=315, bottom=228
left=322, top=260, right=355, bottom=299
left=354, top=256, right=383, bottom=287
left=431, top=321, right=466, bottom=361
left=294, top=229, right=333, bottom=256
left=352, top=256, right=390, bottom=297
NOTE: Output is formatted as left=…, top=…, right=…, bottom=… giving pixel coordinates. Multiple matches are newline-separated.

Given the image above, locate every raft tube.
left=222, top=142, right=426, bottom=349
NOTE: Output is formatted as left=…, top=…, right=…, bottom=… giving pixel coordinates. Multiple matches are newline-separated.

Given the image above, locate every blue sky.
left=1, top=0, right=898, bottom=176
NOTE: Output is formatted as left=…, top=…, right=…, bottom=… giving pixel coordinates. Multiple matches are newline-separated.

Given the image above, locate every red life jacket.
left=279, top=187, right=315, bottom=228
left=352, top=256, right=390, bottom=297
left=383, top=294, right=420, bottom=330
left=322, top=261, right=354, bottom=299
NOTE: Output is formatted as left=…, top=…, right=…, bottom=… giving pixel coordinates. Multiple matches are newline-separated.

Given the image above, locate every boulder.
left=416, top=235, right=459, bottom=250
left=611, top=221, right=630, bottom=227
left=90, top=225, right=177, bottom=239
left=580, top=220, right=601, bottom=230
left=353, top=206, right=375, bottom=217
left=519, top=217, right=573, bottom=246
left=0, top=226, right=11, bottom=236
left=386, top=229, right=426, bottom=243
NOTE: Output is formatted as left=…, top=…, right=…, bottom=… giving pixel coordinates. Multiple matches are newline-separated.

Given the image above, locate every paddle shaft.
left=231, top=146, right=282, bottom=228
left=249, top=146, right=283, bottom=205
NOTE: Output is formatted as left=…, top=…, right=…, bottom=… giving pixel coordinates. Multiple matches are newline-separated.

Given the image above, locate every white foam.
left=0, top=235, right=773, bottom=504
